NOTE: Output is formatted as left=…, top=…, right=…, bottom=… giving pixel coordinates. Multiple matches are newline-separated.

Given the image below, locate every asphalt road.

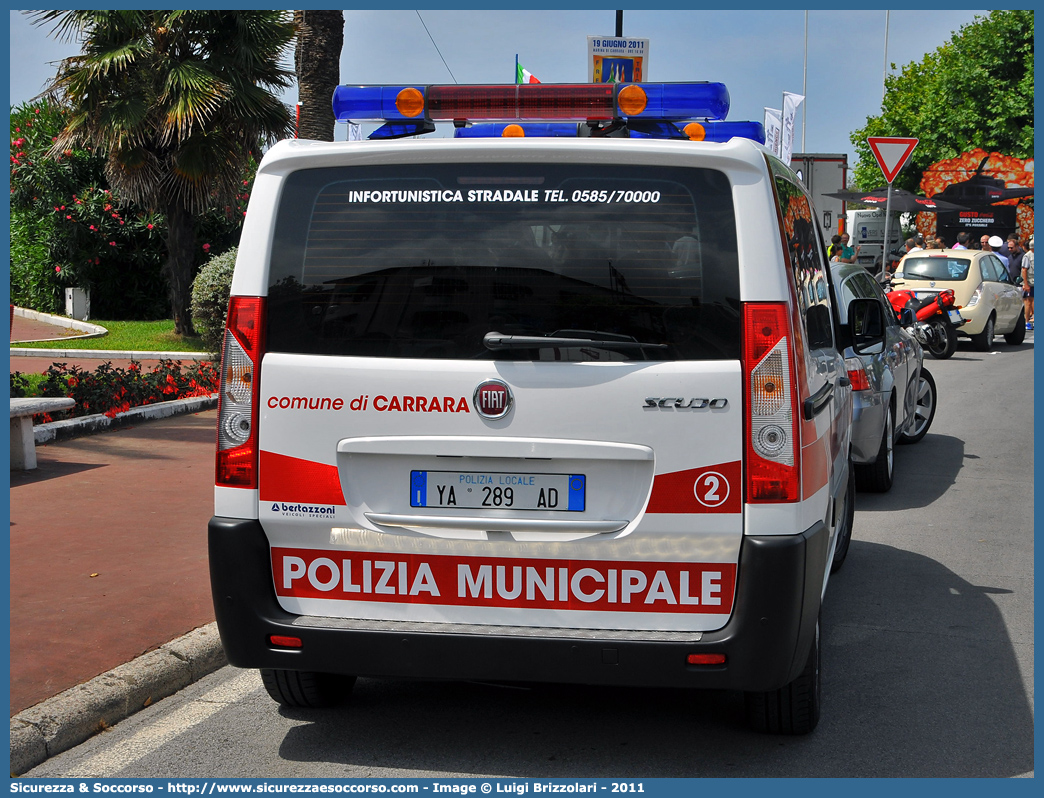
left=26, top=334, right=1034, bottom=779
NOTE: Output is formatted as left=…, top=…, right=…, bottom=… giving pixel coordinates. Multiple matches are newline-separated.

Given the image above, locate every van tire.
left=830, top=460, right=855, bottom=573
left=745, top=619, right=821, bottom=735
left=855, top=403, right=894, bottom=492
left=260, top=668, right=356, bottom=708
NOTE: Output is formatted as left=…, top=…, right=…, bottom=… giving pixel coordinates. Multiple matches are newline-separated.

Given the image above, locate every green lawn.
left=12, top=319, right=209, bottom=353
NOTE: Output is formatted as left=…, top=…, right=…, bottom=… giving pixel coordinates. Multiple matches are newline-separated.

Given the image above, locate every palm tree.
left=30, top=10, right=296, bottom=335
left=294, top=10, right=344, bottom=142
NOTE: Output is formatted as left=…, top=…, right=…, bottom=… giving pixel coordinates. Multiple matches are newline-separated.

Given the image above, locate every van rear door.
left=256, top=154, right=747, bottom=634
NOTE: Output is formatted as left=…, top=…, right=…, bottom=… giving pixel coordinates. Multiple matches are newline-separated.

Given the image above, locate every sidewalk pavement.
left=9, top=309, right=228, bottom=774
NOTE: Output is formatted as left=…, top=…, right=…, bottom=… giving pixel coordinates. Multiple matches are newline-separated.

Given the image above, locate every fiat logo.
left=474, top=379, right=513, bottom=419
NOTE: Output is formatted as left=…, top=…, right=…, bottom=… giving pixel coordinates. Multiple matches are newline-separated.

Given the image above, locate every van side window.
left=773, top=177, right=834, bottom=349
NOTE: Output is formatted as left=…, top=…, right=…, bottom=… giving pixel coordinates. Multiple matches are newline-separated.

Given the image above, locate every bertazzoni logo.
left=474, top=379, right=513, bottom=419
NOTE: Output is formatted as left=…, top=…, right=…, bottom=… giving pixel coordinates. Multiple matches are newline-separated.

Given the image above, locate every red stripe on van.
left=645, top=461, right=741, bottom=513
left=259, top=451, right=346, bottom=505
left=272, top=548, right=737, bottom=614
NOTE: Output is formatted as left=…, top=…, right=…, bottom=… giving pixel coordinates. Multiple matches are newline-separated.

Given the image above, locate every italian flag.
left=516, top=63, right=540, bottom=84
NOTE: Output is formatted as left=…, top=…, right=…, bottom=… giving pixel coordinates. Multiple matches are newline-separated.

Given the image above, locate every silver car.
left=831, top=261, right=937, bottom=492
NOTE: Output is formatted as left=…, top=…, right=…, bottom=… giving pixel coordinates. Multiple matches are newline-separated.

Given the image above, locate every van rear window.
left=266, top=163, right=740, bottom=360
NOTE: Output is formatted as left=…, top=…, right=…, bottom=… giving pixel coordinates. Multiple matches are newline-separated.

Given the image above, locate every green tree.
left=10, top=99, right=254, bottom=319
left=851, top=10, right=1033, bottom=192
left=30, top=10, right=295, bottom=334
left=294, top=10, right=343, bottom=141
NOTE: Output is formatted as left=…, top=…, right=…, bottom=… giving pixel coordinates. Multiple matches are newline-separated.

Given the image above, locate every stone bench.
left=10, top=397, right=76, bottom=470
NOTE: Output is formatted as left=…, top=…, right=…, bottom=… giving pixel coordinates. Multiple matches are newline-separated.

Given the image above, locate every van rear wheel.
left=260, top=668, right=356, bottom=708
left=745, top=620, right=821, bottom=735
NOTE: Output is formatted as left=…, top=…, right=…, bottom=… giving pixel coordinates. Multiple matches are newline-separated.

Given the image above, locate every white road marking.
left=61, top=670, right=263, bottom=778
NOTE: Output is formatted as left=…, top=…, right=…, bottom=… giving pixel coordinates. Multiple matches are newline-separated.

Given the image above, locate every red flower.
left=55, top=266, right=61, bottom=274
left=202, top=243, right=211, bottom=252
left=147, top=223, right=153, bottom=230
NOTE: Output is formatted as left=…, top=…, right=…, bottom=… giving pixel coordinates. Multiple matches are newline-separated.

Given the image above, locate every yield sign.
left=867, top=136, right=918, bottom=183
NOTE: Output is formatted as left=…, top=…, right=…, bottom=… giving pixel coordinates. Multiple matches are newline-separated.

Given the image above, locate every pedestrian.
left=980, top=234, right=1008, bottom=266
left=952, top=231, right=970, bottom=249
left=984, top=234, right=1009, bottom=271
left=1005, top=234, right=1024, bottom=283
left=905, top=236, right=923, bottom=254
left=828, top=234, right=843, bottom=262
left=935, top=236, right=947, bottom=249
left=839, top=232, right=860, bottom=263
left=1021, top=235, right=1034, bottom=329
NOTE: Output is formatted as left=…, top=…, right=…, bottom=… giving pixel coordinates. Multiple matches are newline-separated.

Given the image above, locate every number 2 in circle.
left=694, top=471, right=729, bottom=507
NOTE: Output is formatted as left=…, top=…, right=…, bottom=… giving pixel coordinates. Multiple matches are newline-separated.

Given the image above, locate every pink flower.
left=146, top=223, right=153, bottom=230
left=55, top=266, right=61, bottom=273
left=109, top=241, right=116, bottom=246
left=202, top=243, right=211, bottom=252
left=89, top=225, right=96, bottom=231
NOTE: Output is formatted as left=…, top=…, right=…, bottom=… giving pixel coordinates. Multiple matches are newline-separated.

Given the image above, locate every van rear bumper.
left=209, top=518, right=828, bottom=693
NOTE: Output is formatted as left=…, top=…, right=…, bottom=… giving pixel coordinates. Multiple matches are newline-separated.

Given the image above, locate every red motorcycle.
left=884, top=281, right=966, bottom=359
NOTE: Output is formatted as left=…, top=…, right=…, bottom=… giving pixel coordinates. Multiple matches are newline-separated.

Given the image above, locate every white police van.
left=209, top=81, right=873, bottom=734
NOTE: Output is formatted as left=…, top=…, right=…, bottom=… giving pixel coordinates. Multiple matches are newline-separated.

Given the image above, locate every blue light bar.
left=623, top=84, right=730, bottom=121
left=454, top=123, right=581, bottom=138
left=332, top=85, right=427, bottom=122
left=627, top=120, right=766, bottom=144
left=332, top=82, right=731, bottom=124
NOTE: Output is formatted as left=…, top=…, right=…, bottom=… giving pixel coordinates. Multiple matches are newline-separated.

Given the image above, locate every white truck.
left=789, top=153, right=848, bottom=247
left=846, top=208, right=905, bottom=273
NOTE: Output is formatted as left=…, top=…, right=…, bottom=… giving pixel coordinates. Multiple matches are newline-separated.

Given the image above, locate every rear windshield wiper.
left=483, top=330, right=669, bottom=351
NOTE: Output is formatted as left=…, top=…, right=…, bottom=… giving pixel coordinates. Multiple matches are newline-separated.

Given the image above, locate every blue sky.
left=9, top=8, right=988, bottom=180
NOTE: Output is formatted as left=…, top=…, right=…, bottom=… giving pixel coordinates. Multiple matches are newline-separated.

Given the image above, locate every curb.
left=11, top=348, right=212, bottom=362
left=10, top=623, right=227, bottom=776
left=12, top=306, right=108, bottom=339
left=34, top=393, right=219, bottom=445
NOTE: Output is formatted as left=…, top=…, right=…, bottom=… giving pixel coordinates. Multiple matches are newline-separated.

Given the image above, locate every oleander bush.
left=11, top=359, right=220, bottom=422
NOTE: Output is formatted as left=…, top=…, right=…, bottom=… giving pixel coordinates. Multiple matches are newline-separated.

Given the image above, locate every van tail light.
left=844, top=357, right=872, bottom=391
left=743, top=303, right=800, bottom=502
left=216, top=296, right=266, bottom=489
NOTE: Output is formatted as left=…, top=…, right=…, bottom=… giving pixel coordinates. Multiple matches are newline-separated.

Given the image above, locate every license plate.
left=410, top=471, right=585, bottom=512
left=948, top=309, right=963, bottom=323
